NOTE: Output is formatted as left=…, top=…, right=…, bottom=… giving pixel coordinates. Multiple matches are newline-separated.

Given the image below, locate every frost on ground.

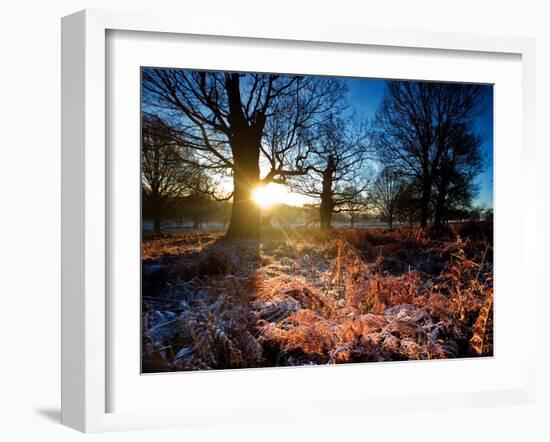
left=141, top=223, right=493, bottom=372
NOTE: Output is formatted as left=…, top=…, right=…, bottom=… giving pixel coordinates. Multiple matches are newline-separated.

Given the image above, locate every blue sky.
left=345, top=77, right=493, bottom=208
left=143, top=70, right=493, bottom=209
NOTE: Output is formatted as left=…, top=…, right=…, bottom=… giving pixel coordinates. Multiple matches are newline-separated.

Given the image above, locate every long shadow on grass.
left=141, top=233, right=263, bottom=373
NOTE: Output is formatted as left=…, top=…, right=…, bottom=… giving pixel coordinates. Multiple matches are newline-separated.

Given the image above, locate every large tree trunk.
left=226, top=135, right=261, bottom=239
left=319, top=156, right=335, bottom=232
left=433, top=204, right=443, bottom=226
left=147, top=187, right=163, bottom=234
left=319, top=199, right=333, bottom=231
left=420, top=176, right=431, bottom=228
left=433, top=186, right=447, bottom=227
left=224, top=74, right=265, bottom=240
left=153, top=216, right=161, bottom=234
left=420, top=195, right=430, bottom=228
left=151, top=191, right=162, bottom=234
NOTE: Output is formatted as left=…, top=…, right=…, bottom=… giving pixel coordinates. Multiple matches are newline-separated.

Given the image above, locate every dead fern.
left=142, top=223, right=494, bottom=372
left=470, top=289, right=493, bottom=356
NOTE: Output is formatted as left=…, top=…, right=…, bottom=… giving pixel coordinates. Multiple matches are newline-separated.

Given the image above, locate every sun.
left=252, top=183, right=287, bottom=208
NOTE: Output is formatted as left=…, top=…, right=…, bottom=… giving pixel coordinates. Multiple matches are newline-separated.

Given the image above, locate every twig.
left=475, top=244, right=490, bottom=281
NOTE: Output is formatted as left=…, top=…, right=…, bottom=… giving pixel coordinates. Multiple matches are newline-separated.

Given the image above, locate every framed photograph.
left=61, top=9, right=537, bottom=432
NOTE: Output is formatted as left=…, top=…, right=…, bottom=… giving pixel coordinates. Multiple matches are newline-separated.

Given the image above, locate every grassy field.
left=141, top=223, right=493, bottom=372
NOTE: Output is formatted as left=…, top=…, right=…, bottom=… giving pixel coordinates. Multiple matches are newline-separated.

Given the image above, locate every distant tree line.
left=141, top=70, right=490, bottom=236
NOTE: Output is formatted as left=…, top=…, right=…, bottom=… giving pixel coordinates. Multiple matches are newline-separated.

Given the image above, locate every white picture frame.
left=61, top=9, right=537, bottom=433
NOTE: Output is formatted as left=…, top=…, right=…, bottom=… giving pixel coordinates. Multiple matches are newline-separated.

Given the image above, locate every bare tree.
left=375, top=81, right=484, bottom=227
left=394, top=181, right=421, bottom=227
left=291, top=115, right=372, bottom=230
left=370, top=167, right=403, bottom=229
left=141, top=115, right=198, bottom=234
left=142, top=69, right=345, bottom=239
left=176, top=193, right=219, bottom=229
left=337, top=185, right=368, bottom=227
left=432, top=124, right=482, bottom=225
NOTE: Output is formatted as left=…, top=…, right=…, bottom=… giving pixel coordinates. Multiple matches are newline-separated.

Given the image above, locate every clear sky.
left=345, top=77, right=493, bottom=208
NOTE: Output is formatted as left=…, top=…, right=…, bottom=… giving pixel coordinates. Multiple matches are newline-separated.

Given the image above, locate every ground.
left=141, top=223, right=493, bottom=372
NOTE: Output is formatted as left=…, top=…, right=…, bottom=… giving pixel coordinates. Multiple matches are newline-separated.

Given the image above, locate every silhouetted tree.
left=177, top=193, right=218, bottom=229
left=141, top=115, right=197, bottom=233
left=142, top=69, right=345, bottom=239
left=375, top=81, right=484, bottom=227
left=432, top=124, right=482, bottom=225
left=337, top=185, right=368, bottom=227
left=291, top=115, right=371, bottom=230
left=394, top=182, right=421, bottom=227
left=371, top=167, right=404, bottom=229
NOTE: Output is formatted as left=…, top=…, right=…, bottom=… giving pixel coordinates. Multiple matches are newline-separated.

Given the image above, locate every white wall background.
left=0, top=1, right=547, bottom=440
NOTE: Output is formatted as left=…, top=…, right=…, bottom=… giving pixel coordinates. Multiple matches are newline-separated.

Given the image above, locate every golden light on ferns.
left=252, top=183, right=288, bottom=208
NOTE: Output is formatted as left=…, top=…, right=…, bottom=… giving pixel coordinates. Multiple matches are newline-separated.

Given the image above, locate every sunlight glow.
left=252, top=183, right=286, bottom=208
left=251, top=183, right=312, bottom=208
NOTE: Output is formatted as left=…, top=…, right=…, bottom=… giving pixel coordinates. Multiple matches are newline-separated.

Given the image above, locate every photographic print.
left=141, top=69, right=493, bottom=373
